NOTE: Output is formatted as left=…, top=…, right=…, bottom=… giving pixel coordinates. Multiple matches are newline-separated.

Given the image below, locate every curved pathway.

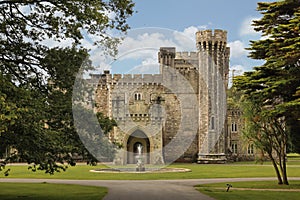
left=1, top=177, right=300, bottom=200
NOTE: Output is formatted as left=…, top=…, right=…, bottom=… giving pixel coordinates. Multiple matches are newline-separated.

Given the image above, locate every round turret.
left=196, top=29, right=227, bottom=52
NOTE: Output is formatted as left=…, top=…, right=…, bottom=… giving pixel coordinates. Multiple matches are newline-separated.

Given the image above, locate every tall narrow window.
left=211, top=116, right=215, bottom=130
left=134, top=93, right=142, bottom=101
left=247, top=144, right=254, bottom=155
left=231, top=122, right=238, bottom=132
left=231, top=142, right=238, bottom=154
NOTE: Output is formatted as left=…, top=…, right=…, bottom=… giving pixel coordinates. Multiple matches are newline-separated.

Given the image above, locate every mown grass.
left=1, top=161, right=300, bottom=180
left=0, top=155, right=299, bottom=199
left=1, top=153, right=299, bottom=180
left=196, top=180, right=300, bottom=200
left=0, top=182, right=107, bottom=200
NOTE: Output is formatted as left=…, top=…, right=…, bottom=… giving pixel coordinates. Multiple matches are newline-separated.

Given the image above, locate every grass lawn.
left=1, top=160, right=300, bottom=180
left=195, top=180, right=300, bottom=200
left=0, top=155, right=299, bottom=199
left=0, top=182, right=107, bottom=200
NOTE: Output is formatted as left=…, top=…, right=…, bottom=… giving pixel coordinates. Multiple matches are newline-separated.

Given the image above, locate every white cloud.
left=117, top=25, right=209, bottom=61
left=173, top=27, right=196, bottom=51
left=37, top=25, right=210, bottom=75
left=41, top=38, right=74, bottom=48
left=88, top=25, right=225, bottom=74
left=117, top=32, right=176, bottom=59
left=172, top=25, right=209, bottom=51
left=94, top=26, right=201, bottom=73
left=240, top=17, right=260, bottom=36
left=228, top=40, right=248, bottom=58
left=230, top=65, right=245, bottom=76
left=228, top=65, right=247, bottom=87
left=182, top=26, right=199, bottom=39
left=126, top=58, right=159, bottom=74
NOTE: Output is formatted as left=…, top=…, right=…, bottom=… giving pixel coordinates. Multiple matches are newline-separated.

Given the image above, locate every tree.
left=96, top=112, right=117, bottom=135
left=0, top=46, right=119, bottom=174
left=0, top=75, right=18, bottom=136
left=0, top=0, right=134, bottom=86
left=0, top=0, right=134, bottom=174
left=235, top=0, right=300, bottom=185
left=73, top=105, right=117, bottom=165
left=235, top=81, right=289, bottom=185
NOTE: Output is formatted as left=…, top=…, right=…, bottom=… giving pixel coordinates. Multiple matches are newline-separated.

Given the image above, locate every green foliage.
left=0, top=0, right=135, bottom=85
left=0, top=47, right=92, bottom=174
left=0, top=75, right=18, bottom=135
left=0, top=1, right=134, bottom=174
left=96, top=112, right=117, bottom=135
left=72, top=105, right=117, bottom=163
left=234, top=0, right=300, bottom=185
left=227, top=86, right=243, bottom=110
left=246, top=0, right=300, bottom=116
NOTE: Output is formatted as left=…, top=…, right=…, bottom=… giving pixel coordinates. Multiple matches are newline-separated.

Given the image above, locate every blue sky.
left=37, top=0, right=274, bottom=78
left=97, top=0, right=274, bottom=77
left=128, top=0, right=263, bottom=40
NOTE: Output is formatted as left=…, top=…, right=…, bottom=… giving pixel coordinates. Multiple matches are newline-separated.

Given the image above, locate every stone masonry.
left=91, top=29, right=230, bottom=164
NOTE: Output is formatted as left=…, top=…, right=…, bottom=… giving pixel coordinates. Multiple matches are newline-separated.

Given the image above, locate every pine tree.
left=235, top=0, right=300, bottom=185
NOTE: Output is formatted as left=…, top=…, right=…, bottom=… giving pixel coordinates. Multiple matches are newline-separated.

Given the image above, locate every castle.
left=88, top=29, right=255, bottom=165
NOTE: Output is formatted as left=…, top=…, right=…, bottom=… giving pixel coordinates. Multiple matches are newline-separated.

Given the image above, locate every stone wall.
left=92, top=29, right=230, bottom=164
left=196, top=30, right=229, bottom=161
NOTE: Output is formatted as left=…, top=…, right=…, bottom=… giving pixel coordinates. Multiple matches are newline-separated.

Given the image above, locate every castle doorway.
left=127, top=130, right=150, bottom=164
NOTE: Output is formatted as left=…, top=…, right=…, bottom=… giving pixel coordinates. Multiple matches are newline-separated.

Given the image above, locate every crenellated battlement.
left=90, top=29, right=232, bottom=165
left=175, top=51, right=198, bottom=60
left=196, top=29, right=228, bottom=52
left=196, top=29, right=227, bottom=43
left=159, top=47, right=176, bottom=57
left=96, top=72, right=163, bottom=85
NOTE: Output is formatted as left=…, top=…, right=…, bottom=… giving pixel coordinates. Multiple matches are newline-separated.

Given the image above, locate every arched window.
left=247, top=144, right=254, bottom=155
left=231, top=141, right=238, bottom=154
left=134, top=93, right=142, bottom=101
left=231, top=122, right=237, bottom=132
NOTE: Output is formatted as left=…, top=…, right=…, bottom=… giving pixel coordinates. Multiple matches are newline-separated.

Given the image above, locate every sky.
left=85, top=0, right=275, bottom=79
left=37, top=0, right=274, bottom=79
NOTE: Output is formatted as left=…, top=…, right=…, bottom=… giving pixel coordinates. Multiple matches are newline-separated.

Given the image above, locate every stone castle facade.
left=88, top=29, right=254, bottom=164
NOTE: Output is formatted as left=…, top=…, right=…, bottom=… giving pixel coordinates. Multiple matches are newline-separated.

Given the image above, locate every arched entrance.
left=127, top=130, right=150, bottom=164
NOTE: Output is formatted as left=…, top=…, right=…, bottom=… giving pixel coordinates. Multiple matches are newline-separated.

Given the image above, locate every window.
left=231, top=142, right=238, bottom=154
left=211, top=116, right=215, bottom=130
left=231, top=122, right=237, bottom=132
left=134, top=93, right=142, bottom=101
left=248, top=144, right=254, bottom=155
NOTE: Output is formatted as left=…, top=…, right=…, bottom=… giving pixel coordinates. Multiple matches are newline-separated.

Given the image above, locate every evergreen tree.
left=235, top=0, right=300, bottom=185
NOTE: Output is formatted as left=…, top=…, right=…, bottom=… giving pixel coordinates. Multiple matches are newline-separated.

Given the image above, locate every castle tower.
left=196, top=29, right=229, bottom=82
left=196, top=29, right=229, bottom=162
left=158, top=47, right=176, bottom=74
left=92, top=29, right=230, bottom=165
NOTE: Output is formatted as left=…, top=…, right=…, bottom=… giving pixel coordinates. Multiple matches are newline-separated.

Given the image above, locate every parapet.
left=158, top=47, right=176, bottom=60
left=196, top=29, right=227, bottom=43
left=175, top=52, right=198, bottom=60
left=101, top=73, right=163, bottom=85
